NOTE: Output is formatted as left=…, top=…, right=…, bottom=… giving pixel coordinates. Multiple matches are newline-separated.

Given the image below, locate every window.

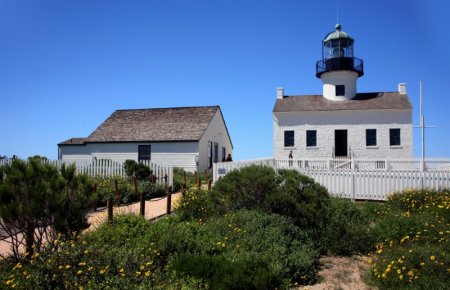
left=390, top=128, right=401, bottom=146
left=366, top=129, right=377, bottom=146
left=306, top=130, right=317, bottom=147
left=222, top=147, right=226, bottom=162
left=284, top=131, right=295, bottom=147
left=138, top=145, right=151, bottom=161
left=214, top=143, right=219, bottom=163
left=336, top=85, right=345, bottom=96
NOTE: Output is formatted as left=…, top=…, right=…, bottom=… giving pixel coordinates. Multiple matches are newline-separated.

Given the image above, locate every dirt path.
left=299, top=256, right=376, bottom=290
left=0, top=193, right=182, bottom=257
left=85, top=193, right=181, bottom=232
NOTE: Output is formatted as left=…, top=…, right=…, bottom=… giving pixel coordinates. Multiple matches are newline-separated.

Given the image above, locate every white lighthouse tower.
left=316, top=24, right=364, bottom=101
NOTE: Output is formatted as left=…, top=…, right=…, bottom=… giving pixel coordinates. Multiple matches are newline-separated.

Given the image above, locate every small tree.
left=0, top=157, right=94, bottom=259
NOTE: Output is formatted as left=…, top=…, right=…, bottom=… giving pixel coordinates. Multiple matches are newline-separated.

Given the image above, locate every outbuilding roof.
left=273, top=92, right=412, bottom=113
left=59, top=106, right=224, bottom=145
left=58, top=138, right=86, bottom=145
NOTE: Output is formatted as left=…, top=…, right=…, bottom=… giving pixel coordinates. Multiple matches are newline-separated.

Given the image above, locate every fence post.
left=351, top=172, right=356, bottom=201
left=93, top=183, right=98, bottom=211
left=107, top=197, right=113, bottom=223
left=133, top=176, right=145, bottom=217
left=166, top=186, right=172, bottom=215
left=114, top=178, right=120, bottom=203
left=208, top=179, right=212, bottom=190
left=205, top=170, right=208, bottom=184
left=183, top=171, right=187, bottom=193
left=194, top=172, right=198, bottom=185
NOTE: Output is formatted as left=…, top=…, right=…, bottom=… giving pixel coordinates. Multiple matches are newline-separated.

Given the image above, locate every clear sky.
left=1, top=0, right=449, bottom=160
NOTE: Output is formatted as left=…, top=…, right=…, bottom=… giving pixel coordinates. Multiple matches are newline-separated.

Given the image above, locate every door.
left=334, top=130, right=348, bottom=157
left=208, top=141, right=213, bottom=169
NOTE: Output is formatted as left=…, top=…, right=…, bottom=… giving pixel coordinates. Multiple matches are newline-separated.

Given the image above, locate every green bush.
left=210, top=166, right=330, bottom=230
left=210, top=165, right=279, bottom=213
left=139, top=180, right=167, bottom=200
left=171, top=253, right=280, bottom=290
left=317, top=198, right=376, bottom=255
left=123, top=160, right=151, bottom=181
left=265, top=169, right=329, bottom=229
left=176, top=188, right=212, bottom=221
left=0, top=211, right=318, bottom=289
left=367, top=189, right=450, bottom=289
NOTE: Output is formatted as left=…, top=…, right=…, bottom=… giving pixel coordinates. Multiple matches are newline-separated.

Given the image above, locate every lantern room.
left=316, top=24, right=364, bottom=78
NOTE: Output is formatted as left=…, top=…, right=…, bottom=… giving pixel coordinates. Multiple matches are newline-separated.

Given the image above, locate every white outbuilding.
left=58, top=106, right=233, bottom=171
left=273, top=24, right=413, bottom=160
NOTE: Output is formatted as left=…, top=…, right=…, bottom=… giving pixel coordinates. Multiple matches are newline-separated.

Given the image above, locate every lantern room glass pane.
left=323, top=39, right=354, bottom=59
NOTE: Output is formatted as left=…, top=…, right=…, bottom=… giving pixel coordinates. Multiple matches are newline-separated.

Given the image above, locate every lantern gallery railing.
left=316, top=57, right=364, bottom=77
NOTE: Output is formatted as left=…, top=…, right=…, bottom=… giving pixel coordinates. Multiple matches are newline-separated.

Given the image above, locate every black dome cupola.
left=316, top=24, right=364, bottom=78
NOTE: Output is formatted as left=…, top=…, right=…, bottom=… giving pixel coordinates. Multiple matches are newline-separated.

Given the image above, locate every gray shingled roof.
left=58, top=138, right=86, bottom=145
left=79, top=106, right=220, bottom=143
left=273, top=92, right=412, bottom=112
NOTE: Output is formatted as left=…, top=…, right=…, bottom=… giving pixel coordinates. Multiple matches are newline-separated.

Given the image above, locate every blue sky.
left=1, top=0, right=449, bottom=160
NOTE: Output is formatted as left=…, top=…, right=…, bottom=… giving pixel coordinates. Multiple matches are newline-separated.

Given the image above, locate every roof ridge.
left=115, top=105, right=220, bottom=112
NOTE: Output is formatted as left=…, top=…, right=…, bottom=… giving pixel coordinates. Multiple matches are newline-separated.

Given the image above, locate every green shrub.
left=161, top=210, right=319, bottom=286
left=171, top=253, right=280, bottom=290
left=139, top=180, right=167, bottom=200
left=210, top=165, right=279, bottom=213
left=367, top=188, right=450, bottom=289
left=123, top=160, right=151, bottom=181
left=317, top=198, right=376, bottom=255
left=266, top=169, right=329, bottom=229
left=176, top=188, right=212, bottom=221
left=0, top=210, right=318, bottom=289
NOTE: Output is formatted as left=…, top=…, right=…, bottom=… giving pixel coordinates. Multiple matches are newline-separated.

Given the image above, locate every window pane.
left=306, top=130, right=317, bottom=147
left=138, top=145, right=151, bottom=161
left=284, top=131, right=295, bottom=147
left=390, top=129, right=401, bottom=146
left=366, top=129, right=377, bottom=146
left=336, top=85, right=345, bottom=96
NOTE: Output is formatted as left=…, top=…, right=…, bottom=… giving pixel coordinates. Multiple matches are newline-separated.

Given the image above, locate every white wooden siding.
left=198, top=109, right=233, bottom=171
left=59, top=142, right=199, bottom=172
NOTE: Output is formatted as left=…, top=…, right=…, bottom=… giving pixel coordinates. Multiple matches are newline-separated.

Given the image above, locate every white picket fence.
left=0, top=159, right=173, bottom=186
left=213, top=158, right=450, bottom=200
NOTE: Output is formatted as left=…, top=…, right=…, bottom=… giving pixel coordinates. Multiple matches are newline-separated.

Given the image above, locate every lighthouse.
left=316, top=24, right=364, bottom=101
left=273, top=23, right=413, bottom=160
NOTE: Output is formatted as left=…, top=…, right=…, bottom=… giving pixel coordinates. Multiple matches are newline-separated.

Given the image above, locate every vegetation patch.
left=1, top=162, right=448, bottom=289
left=366, top=189, right=450, bottom=289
